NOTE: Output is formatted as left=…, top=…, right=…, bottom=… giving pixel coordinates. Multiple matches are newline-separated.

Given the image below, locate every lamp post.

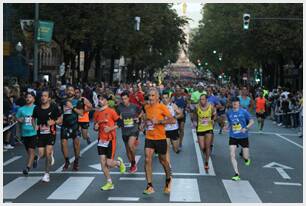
left=259, top=67, right=263, bottom=87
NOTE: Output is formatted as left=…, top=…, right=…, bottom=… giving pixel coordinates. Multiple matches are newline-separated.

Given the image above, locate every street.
left=3, top=115, right=303, bottom=203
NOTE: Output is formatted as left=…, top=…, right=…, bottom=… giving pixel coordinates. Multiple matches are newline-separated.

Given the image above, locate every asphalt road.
left=3, top=115, right=303, bottom=203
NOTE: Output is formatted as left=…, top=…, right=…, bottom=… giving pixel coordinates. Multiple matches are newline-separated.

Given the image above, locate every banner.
left=37, top=21, right=54, bottom=42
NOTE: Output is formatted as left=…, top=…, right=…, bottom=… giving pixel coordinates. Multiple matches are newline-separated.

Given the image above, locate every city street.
left=3, top=115, right=303, bottom=203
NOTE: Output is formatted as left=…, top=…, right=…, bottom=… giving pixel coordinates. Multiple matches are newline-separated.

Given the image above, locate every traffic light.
left=243, top=13, right=250, bottom=30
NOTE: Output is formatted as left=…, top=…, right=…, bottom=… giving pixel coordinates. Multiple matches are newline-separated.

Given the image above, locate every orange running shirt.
left=93, top=107, right=119, bottom=141
left=256, top=97, right=266, bottom=113
left=78, top=106, right=90, bottom=122
left=144, top=103, right=172, bottom=140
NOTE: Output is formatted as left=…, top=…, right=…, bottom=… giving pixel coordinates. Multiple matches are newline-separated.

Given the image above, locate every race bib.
left=64, top=106, right=72, bottom=114
left=123, top=118, right=134, bottom=128
left=40, top=124, right=50, bottom=134
left=232, top=123, right=242, bottom=133
left=146, top=120, right=154, bottom=131
left=201, top=118, right=209, bottom=125
left=98, top=139, right=110, bottom=147
left=25, top=116, right=32, bottom=126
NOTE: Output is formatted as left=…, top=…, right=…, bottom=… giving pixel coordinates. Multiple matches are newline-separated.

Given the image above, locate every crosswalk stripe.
left=274, top=182, right=302, bottom=186
left=170, top=178, right=201, bottom=202
left=222, top=179, right=262, bottom=203
left=4, top=177, right=41, bottom=199
left=47, top=177, right=94, bottom=200
left=4, top=156, right=22, bottom=166
left=108, top=197, right=139, bottom=201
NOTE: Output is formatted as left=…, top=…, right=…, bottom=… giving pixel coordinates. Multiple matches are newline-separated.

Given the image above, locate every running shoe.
left=62, top=161, right=70, bottom=171
left=72, top=160, right=79, bottom=171
left=86, top=138, right=92, bottom=145
left=117, top=157, right=126, bottom=174
left=164, top=178, right=172, bottom=194
left=42, top=173, right=50, bottom=182
left=100, top=182, right=114, bottom=191
left=33, top=155, right=38, bottom=168
left=23, top=167, right=30, bottom=176
left=129, top=164, right=137, bottom=173
left=4, top=144, right=14, bottom=149
left=143, top=186, right=155, bottom=195
left=245, top=159, right=251, bottom=166
left=231, top=174, right=240, bottom=181
left=239, top=150, right=243, bottom=157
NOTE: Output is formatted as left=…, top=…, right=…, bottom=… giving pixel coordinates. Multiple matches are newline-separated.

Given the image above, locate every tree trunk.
left=95, top=49, right=101, bottom=82
left=109, top=54, right=115, bottom=85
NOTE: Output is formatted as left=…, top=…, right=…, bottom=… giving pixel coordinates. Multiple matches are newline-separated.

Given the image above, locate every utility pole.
left=33, top=3, right=39, bottom=82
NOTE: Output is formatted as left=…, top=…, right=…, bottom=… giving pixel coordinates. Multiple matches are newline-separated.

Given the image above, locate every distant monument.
left=168, top=1, right=197, bottom=79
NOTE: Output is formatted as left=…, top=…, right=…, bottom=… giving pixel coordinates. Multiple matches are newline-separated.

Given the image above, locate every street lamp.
left=205, top=62, right=208, bottom=66
left=213, top=50, right=217, bottom=54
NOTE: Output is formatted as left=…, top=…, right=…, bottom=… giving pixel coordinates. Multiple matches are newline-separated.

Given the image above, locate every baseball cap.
left=231, top=96, right=240, bottom=102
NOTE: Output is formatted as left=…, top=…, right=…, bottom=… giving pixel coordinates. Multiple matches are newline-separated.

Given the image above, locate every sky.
left=172, top=2, right=204, bottom=29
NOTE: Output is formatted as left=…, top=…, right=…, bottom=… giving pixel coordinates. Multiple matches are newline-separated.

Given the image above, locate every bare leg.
left=230, top=145, right=239, bottom=174
left=144, top=148, right=154, bottom=184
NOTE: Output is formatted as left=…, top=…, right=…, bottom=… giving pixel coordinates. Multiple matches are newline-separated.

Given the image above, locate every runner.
left=142, top=88, right=175, bottom=195
left=75, top=87, right=93, bottom=145
left=60, top=85, right=84, bottom=171
left=162, top=91, right=183, bottom=168
left=192, top=94, right=216, bottom=173
left=217, top=87, right=227, bottom=134
left=16, top=92, right=38, bottom=175
left=93, top=94, right=126, bottom=191
left=32, top=90, right=61, bottom=182
left=238, top=86, right=253, bottom=111
left=117, top=91, right=143, bottom=173
left=255, top=90, right=267, bottom=133
left=172, top=84, right=188, bottom=150
left=225, top=96, right=254, bottom=181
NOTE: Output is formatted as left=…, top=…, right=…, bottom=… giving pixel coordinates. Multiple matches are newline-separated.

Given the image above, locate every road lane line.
left=3, top=171, right=205, bottom=176
left=191, top=129, right=215, bottom=176
left=4, top=156, right=22, bottom=166
left=170, top=178, right=201, bottom=202
left=55, top=139, right=98, bottom=172
left=274, top=182, right=302, bottom=186
left=214, top=129, right=300, bottom=136
left=222, top=179, right=262, bottom=203
left=47, top=177, right=94, bottom=200
left=120, top=177, right=145, bottom=181
left=108, top=197, right=139, bottom=201
left=4, top=177, right=41, bottom=199
left=275, top=134, right=303, bottom=149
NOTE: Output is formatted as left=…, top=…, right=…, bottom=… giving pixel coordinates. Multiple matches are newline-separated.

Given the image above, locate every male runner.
left=16, top=92, right=37, bottom=175
left=255, top=90, right=266, bottom=133
left=225, top=96, right=254, bottom=181
left=162, top=91, right=183, bottom=168
left=94, top=94, right=126, bottom=191
left=142, top=88, right=175, bottom=195
left=217, top=87, right=227, bottom=134
left=61, top=85, right=84, bottom=171
left=117, top=91, right=142, bottom=173
left=75, top=87, right=93, bottom=145
left=32, top=90, right=61, bottom=182
left=192, top=94, right=216, bottom=173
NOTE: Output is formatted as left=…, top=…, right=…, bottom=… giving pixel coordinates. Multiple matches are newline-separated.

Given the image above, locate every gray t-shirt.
left=117, top=103, right=141, bottom=136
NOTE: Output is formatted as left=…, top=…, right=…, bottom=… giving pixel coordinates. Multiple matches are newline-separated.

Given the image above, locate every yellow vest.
left=196, top=104, right=213, bottom=132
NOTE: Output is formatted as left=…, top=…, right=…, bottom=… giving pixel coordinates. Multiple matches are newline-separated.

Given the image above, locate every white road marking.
left=275, top=168, right=291, bottom=179
left=55, top=140, right=98, bottom=172
left=120, top=177, right=145, bottom=181
left=3, top=171, right=205, bottom=176
left=222, top=179, right=262, bottom=203
left=191, top=129, right=215, bottom=176
left=4, top=156, right=22, bottom=166
left=4, top=177, right=41, bottom=199
left=214, top=129, right=300, bottom=137
left=274, top=182, right=302, bottom=186
left=170, top=178, right=201, bottom=202
left=47, top=177, right=94, bottom=200
left=108, top=197, right=139, bottom=201
left=275, top=134, right=303, bottom=149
